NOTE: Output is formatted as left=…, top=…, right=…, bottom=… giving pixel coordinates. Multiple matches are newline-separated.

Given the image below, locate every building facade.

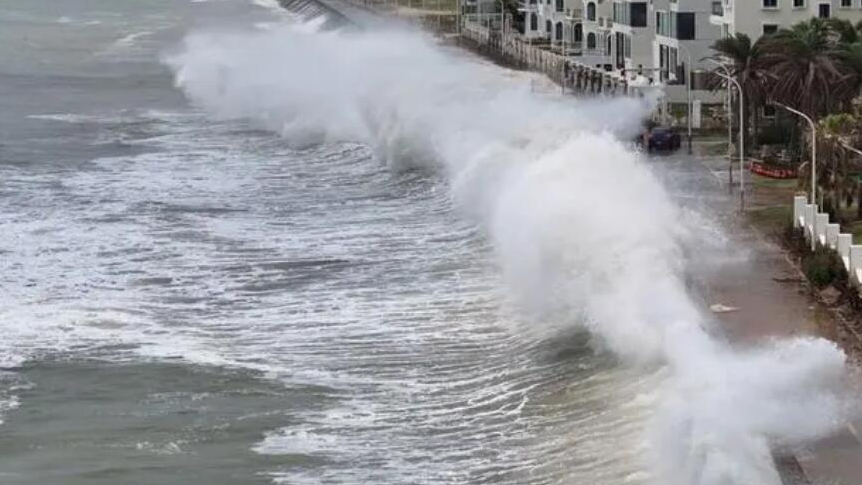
left=711, top=0, right=862, bottom=41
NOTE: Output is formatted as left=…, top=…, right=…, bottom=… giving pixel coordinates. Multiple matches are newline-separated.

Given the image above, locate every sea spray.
left=165, top=20, right=856, bottom=484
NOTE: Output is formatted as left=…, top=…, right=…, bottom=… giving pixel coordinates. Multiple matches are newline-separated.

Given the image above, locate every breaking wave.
left=164, top=18, right=856, bottom=485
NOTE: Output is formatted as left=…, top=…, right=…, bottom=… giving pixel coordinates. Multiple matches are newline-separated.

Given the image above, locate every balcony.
left=565, top=8, right=582, bottom=20
left=518, top=0, right=538, bottom=12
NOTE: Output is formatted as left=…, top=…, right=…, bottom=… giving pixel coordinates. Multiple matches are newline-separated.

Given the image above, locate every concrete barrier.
left=839, top=233, right=852, bottom=270
left=851, top=245, right=862, bottom=285
left=793, top=195, right=807, bottom=228
left=795, top=196, right=862, bottom=293
left=805, top=204, right=816, bottom=241
left=826, top=223, right=840, bottom=249
left=815, top=213, right=829, bottom=246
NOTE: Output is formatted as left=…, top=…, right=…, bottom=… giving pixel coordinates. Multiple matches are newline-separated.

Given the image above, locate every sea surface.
left=0, top=1, right=678, bottom=484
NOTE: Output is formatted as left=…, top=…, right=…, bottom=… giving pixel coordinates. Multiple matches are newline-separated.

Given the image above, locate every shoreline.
left=271, top=3, right=861, bottom=483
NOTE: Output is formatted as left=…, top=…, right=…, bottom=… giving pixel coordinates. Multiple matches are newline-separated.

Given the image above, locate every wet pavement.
left=658, top=142, right=862, bottom=485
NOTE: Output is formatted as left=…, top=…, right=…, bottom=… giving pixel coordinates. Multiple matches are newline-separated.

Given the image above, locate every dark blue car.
left=647, top=127, right=681, bottom=152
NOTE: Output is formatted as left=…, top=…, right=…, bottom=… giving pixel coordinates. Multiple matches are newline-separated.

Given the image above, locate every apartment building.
left=580, top=0, right=614, bottom=65
left=608, top=1, right=653, bottom=73
left=711, top=0, right=862, bottom=40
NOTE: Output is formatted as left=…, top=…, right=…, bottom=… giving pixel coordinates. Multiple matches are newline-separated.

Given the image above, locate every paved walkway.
left=664, top=144, right=862, bottom=485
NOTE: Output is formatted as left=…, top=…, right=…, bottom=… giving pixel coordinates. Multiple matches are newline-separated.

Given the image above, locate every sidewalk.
left=690, top=145, right=862, bottom=485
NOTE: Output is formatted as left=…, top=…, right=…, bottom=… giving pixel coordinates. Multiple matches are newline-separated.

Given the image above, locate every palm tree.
left=709, top=33, right=769, bottom=183
left=763, top=18, right=844, bottom=118
left=829, top=18, right=859, bottom=45
left=835, top=39, right=862, bottom=108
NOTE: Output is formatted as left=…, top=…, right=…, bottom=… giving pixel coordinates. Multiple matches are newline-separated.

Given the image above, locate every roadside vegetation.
left=711, top=18, right=862, bottom=225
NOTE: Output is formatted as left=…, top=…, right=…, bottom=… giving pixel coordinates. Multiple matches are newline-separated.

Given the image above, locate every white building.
left=580, top=0, right=614, bottom=67
left=651, top=0, right=722, bottom=107
left=608, top=1, right=653, bottom=74
left=517, top=0, right=613, bottom=67
left=711, top=0, right=862, bottom=40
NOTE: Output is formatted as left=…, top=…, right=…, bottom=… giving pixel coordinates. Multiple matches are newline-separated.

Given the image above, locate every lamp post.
left=772, top=101, right=817, bottom=208
left=706, top=60, right=745, bottom=212
left=498, top=0, right=505, bottom=52
left=706, top=59, right=735, bottom=190
left=678, top=42, right=693, bottom=155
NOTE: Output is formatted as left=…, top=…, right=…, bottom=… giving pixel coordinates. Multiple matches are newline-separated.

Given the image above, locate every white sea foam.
left=164, top=20, right=858, bottom=485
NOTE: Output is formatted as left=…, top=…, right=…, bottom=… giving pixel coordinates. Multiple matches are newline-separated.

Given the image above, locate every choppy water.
left=0, top=1, right=658, bottom=484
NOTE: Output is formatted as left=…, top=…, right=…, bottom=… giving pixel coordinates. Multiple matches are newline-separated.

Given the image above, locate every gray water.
left=0, top=1, right=656, bottom=484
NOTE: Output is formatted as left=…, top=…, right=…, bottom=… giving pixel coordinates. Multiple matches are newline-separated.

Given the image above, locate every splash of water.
left=164, top=20, right=855, bottom=485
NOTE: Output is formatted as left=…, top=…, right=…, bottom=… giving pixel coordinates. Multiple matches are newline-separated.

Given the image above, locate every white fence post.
left=850, top=245, right=862, bottom=286
left=805, top=204, right=816, bottom=243
left=793, top=195, right=807, bottom=228
left=826, top=223, right=840, bottom=250
left=815, top=213, right=829, bottom=247
left=838, top=233, right=852, bottom=270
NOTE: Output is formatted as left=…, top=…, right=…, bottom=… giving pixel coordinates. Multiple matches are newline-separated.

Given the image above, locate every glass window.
left=676, top=12, right=695, bottom=39
left=762, top=0, right=777, bottom=7
left=630, top=2, right=647, bottom=27
left=762, top=24, right=778, bottom=35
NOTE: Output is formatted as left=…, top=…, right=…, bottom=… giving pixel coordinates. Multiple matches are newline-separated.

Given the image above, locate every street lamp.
left=705, top=58, right=735, bottom=190
left=772, top=101, right=817, bottom=210
left=706, top=59, right=745, bottom=212
left=677, top=42, right=693, bottom=155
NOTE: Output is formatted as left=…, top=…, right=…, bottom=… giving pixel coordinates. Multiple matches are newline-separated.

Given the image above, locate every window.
left=712, top=1, right=723, bottom=15
left=555, top=0, right=563, bottom=12
left=841, top=0, right=851, bottom=6
left=530, top=13, right=538, bottom=30
left=793, top=0, right=804, bottom=7
left=587, top=32, right=596, bottom=49
left=762, top=0, right=777, bottom=7
left=676, top=12, right=695, bottom=40
left=630, top=2, right=647, bottom=27
left=763, top=105, right=777, bottom=118
left=763, top=24, right=778, bottom=35
left=546, top=20, right=552, bottom=32
left=587, top=2, right=596, bottom=21
left=574, top=23, right=583, bottom=42
left=819, top=3, right=831, bottom=17
left=555, top=22, right=563, bottom=40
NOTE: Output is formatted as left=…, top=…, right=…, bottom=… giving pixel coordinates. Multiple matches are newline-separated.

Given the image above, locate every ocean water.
left=2, top=1, right=855, bottom=484
left=0, top=1, right=656, bottom=484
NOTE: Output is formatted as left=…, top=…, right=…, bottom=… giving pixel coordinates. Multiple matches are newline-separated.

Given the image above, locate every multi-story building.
left=651, top=0, right=722, bottom=108
left=609, top=1, right=653, bottom=73
left=518, top=0, right=577, bottom=52
left=580, top=0, right=614, bottom=67
left=518, top=0, right=612, bottom=66
left=711, top=0, right=862, bottom=41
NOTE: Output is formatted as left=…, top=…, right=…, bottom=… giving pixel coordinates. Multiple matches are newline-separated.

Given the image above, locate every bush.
left=802, top=245, right=848, bottom=289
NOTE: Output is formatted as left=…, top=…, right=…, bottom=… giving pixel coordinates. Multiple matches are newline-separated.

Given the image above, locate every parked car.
left=647, top=127, right=681, bottom=152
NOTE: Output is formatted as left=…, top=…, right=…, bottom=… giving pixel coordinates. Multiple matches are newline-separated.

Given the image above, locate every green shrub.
left=802, top=245, right=848, bottom=289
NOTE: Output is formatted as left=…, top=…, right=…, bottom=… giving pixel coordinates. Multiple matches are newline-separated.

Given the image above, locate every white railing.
left=794, top=195, right=862, bottom=287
